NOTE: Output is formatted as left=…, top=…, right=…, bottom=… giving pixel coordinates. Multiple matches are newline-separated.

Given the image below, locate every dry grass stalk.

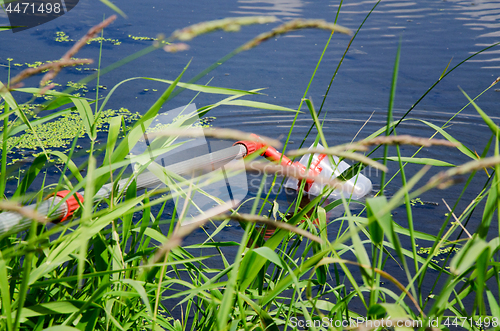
left=318, top=257, right=424, bottom=316
left=359, top=135, right=459, bottom=148
left=428, top=155, right=500, bottom=189
left=146, top=128, right=282, bottom=148
left=442, top=198, right=472, bottom=238
left=490, top=76, right=500, bottom=87
left=170, top=16, right=278, bottom=41
left=40, top=15, right=117, bottom=86
left=6, top=59, right=93, bottom=91
left=332, top=151, right=387, bottom=172
left=163, top=43, right=190, bottom=53
left=291, top=135, right=459, bottom=156
left=40, top=83, right=56, bottom=95
left=0, top=200, right=47, bottom=223
left=243, top=161, right=344, bottom=189
left=241, top=19, right=352, bottom=51
left=151, top=202, right=233, bottom=264
left=221, top=213, right=322, bottom=243
left=288, top=149, right=387, bottom=172
left=59, top=15, right=117, bottom=61
left=5, top=15, right=117, bottom=92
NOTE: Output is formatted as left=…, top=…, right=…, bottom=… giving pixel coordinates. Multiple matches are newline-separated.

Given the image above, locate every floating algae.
left=7, top=108, right=141, bottom=155
left=0, top=103, right=40, bottom=118
left=416, top=244, right=459, bottom=256
left=5, top=109, right=215, bottom=165
left=54, top=31, right=121, bottom=45
left=128, top=35, right=158, bottom=41
left=86, top=36, right=121, bottom=46
left=3, top=58, right=92, bottom=72
left=55, top=31, right=73, bottom=42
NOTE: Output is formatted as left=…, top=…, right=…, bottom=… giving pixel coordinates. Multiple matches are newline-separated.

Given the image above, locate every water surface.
left=1, top=0, right=499, bottom=319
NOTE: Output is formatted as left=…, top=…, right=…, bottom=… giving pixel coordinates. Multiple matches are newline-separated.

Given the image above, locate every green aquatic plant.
left=410, top=197, right=424, bottom=206
left=65, top=80, right=89, bottom=97
left=55, top=31, right=121, bottom=45
left=128, top=34, right=158, bottom=41
left=417, top=245, right=459, bottom=256
left=2, top=10, right=500, bottom=331
left=55, top=31, right=73, bottom=42
left=86, top=36, right=121, bottom=45
left=5, top=58, right=92, bottom=73
left=0, top=103, right=39, bottom=118
left=25, top=61, right=45, bottom=68
left=7, top=107, right=140, bottom=153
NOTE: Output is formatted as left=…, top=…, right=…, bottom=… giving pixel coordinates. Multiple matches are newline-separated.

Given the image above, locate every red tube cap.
left=234, top=133, right=267, bottom=157
left=55, top=190, right=84, bottom=222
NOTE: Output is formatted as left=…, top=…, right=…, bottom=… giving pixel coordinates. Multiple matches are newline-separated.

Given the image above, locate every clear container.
left=284, top=144, right=372, bottom=200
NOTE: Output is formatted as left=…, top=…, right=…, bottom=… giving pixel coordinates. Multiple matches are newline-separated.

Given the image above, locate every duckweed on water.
left=43, top=80, right=62, bottom=87
left=410, top=197, right=424, bottom=206
left=7, top=108, right=141, bottom=153
left=128, top=34, right=158, bottom=41
left=55, top=31, right=73, bottom=42
left=56, top=32, right=163, bottom=45
left=5, top=108, right=215, bottom=165
left=55, top=31, right=121, bottom=45
left=417, top=245, right=459, bottom=256
left=87, top=36, right=121, bottom=46
left=0, top=103, right=39, bottom=118
left=66, top=81, right=89, bottom=96
left=4, top=58, right=92, bottom=71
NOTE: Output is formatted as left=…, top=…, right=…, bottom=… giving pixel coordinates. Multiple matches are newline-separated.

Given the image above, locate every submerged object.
left=284, top=144, right=372, bottom=200
left=235, top=136, right=372, bottom=200
left=1, top=132, right=371, bottom=235
left=0, top=144, right=247, bottom=235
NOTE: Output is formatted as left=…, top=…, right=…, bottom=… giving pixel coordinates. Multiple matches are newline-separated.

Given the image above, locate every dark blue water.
left=2, top=0, right=499, bottom=237
left=2, top=0, right=500, bottom=323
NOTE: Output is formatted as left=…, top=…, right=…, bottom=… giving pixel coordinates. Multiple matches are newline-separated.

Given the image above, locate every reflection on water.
left=232, top=0, right=303, bottom=18
left=2, top=0, right=500, bottom=317
left=449, top=0, right=500, bottom=67
left=452, top=0, right=500, bottom=32
left=328, top=0, right=500, bottom=67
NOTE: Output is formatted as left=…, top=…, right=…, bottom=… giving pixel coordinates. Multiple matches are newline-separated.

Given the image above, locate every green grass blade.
left=221, top=99, right=298, bottom=112
left=99, top=0, right=126, bottom=17
left=460, top=88, right=500, bottom=137
left=380, top=39, right=401, bottom=193
left=13, top=154, right=47, bottom=198
left=379, top=156, right=454, bottom=167
left=439, top=57, right=453, bottom=80
left=71, top=97, right=95, bottom=141
left=96, top=61, right=191, bottom=190
left=238, top=194, right=324, bottom=289
left=0, top=252, right=13, bottom=331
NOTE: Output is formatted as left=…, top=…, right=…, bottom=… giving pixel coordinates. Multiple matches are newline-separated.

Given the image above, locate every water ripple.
left=232, top=0, right=304, bottom=18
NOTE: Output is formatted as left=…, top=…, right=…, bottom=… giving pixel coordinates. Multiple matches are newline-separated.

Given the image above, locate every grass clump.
left=1, top=7, right=500, bottom=331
